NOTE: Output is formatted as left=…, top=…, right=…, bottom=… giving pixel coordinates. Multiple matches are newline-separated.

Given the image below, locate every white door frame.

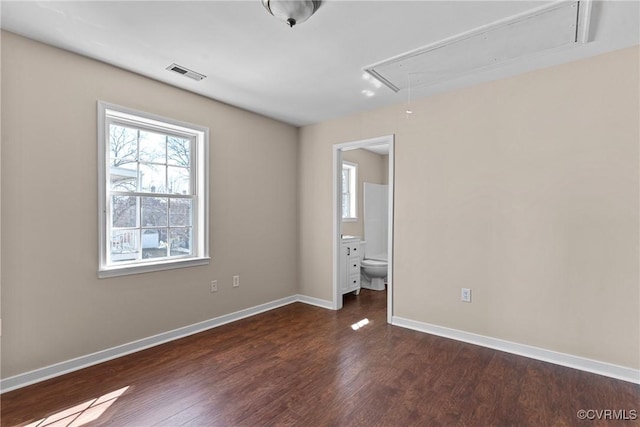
left=332, top=134, right=395, bottom=323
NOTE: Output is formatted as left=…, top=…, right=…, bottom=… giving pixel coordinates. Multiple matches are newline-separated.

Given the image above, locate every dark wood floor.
left=3, top=290, right=638, bottom=426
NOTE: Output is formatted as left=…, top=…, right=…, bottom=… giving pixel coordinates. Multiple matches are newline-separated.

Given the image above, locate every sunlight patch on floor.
left=21, top=386, right=129, bottom=427
left=351, top=318, right=370, bottom=331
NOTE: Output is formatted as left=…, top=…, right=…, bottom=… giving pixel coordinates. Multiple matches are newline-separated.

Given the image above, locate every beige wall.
left=1, top=32, right=299, bottom=378
left=341, top=148, right=386, bottom=238
left=299, top=46, right=640, bottom=369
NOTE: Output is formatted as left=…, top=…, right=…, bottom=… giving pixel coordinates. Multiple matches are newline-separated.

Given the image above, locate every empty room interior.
left=1, top=1, right=639, bottom=426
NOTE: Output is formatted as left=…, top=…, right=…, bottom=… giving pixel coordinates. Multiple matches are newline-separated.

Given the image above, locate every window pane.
left=141, top=197, right=168, bottom=227
left=111, top=229, right=140, bottom=262
left=167, top=137, right=191, bottom=167
left=139, top=130, right=166, bottom=163
left=141, top=228, right=167, bottom=259
left=112, top=196, right=137, bottom=228
left=110, top=162, right=138, bottom=191
left=170, top=228, right=192, bottom=257
left=110, top=125, right=137, bottom=165
left=170, top=199, right=192, bottom=227
left=342, top=169, right=349, bottom=193
left=139, top=163, right=166, bottom=193
left=342, top=194, right=350, bottom=218
left=168, top=166, right=190, bottom=195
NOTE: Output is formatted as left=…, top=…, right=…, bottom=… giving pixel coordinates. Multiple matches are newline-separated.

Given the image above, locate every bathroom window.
left=98, top=101, right=210, bottom=277
left=342, top=161, right=357, bottom=221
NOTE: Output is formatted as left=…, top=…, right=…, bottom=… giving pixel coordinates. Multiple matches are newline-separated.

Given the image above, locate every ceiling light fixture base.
left=262, top=0, right=322, bottom=28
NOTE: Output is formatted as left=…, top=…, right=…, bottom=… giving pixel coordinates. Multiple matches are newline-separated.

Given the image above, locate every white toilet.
left=360, top=241, right=387, bottom=291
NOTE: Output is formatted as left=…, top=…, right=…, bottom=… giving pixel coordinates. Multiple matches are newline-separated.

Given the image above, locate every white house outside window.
left=98, top=101, right=209, bottom=277
left=342, top=161, right=357, bottom=221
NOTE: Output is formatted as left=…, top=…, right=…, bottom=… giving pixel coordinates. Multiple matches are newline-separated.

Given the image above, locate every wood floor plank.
left=2, top=289, right=638, bottom=426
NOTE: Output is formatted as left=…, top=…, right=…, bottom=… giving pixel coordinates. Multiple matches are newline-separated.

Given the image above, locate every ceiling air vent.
left=166, top=63, right=206, bottom=81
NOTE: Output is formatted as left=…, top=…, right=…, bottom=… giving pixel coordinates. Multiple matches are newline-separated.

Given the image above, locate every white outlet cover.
left=461, top=288, right=472, bottom=302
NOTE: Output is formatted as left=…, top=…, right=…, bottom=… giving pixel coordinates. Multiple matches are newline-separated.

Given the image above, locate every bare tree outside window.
left=168, top=136, right=190, bottom=167
left=109, top=125, right=137, bottom=167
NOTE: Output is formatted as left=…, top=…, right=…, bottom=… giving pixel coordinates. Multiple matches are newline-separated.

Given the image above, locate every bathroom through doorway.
left=332, top=135, right=395, bottom=323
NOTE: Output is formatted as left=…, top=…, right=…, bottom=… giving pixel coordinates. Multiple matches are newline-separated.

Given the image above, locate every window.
left=98, top=101, right=209, bottom=277
left=342, top=161, right=357, bottom=221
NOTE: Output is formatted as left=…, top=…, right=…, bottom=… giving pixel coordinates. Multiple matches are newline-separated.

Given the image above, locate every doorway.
left=332, top=134, right=394, bottom=323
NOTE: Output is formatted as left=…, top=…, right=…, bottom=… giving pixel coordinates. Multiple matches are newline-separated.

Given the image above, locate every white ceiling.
left=2, top=1, right=638, bottom=127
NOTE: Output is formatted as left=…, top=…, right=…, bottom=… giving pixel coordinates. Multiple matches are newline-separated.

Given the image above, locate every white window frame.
left=342, top=161, right=357, bottom=221
left=98, top=101, right=210, bottom=278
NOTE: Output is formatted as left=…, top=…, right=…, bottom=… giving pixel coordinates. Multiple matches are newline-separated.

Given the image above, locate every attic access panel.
left=365, top=1, right=590, bottom=92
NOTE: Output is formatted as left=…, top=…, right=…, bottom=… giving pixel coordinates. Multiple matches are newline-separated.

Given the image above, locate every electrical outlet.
left=210, top=280, right=218, bottom=293
left=233, top=275, right=240, bottom=288
left=461, top=288, right=471, bottom=303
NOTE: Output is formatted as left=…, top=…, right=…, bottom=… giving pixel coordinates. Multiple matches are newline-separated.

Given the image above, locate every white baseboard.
left=1, top=295, right=301, bottom=393
left=295, top=294, right=334, bottom=310
left=392, top=316, right=640, bottom=385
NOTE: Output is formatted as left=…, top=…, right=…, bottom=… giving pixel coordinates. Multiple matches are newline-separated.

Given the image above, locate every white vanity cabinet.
left=340, top=237, right=361, bottom=295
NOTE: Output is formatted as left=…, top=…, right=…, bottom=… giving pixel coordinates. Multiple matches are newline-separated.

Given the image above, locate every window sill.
left=99, top=256, right=211, bottom=278
left=342, top=218, right=358, bottom=223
